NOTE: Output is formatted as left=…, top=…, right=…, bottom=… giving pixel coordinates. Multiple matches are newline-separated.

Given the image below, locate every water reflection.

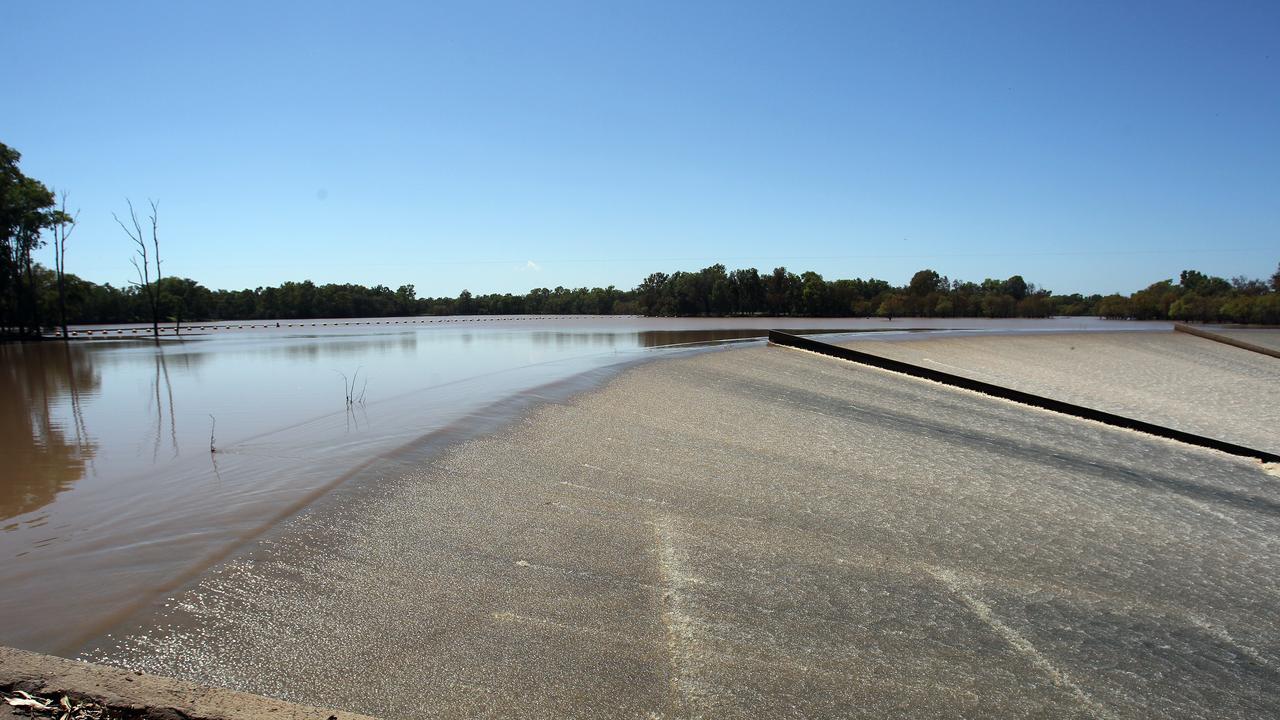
left=635, top=328, right=890, bottom=347
left=271, top=333, right=420, bottom=360
left=151, top=345, right=178, bottom=461
left=637, top=329, right=768, bottom=347
left=0, top=342, right=98, bottom=523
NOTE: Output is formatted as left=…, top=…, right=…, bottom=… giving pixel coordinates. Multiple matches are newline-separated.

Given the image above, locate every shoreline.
left=68, top=340, right=744, bottom=658
left=1, top=645, right=374, bottom=720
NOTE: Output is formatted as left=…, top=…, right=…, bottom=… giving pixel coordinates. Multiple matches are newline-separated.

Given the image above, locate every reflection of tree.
left=271, top=333, right=418, bottom=361
left=0, top=342, right=99, bottom=522
left=149, top=343, right=178, bottom=461
left=636, top=329, right=767, bottom=347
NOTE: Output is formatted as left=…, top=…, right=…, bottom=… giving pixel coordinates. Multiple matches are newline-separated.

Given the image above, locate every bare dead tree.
left=115, top=199, right=162, bottom=339
left=52, top=191, right=79, bottom=340
left=150, top=198, right=162, bottom=308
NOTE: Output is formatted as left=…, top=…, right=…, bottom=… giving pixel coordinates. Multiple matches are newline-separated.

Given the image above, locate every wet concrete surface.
left=1205, top=327, right=1280, bottom=353
left=838, top=331, right=1280, bottom=454
left=89, top=340, right=1280, bottom=718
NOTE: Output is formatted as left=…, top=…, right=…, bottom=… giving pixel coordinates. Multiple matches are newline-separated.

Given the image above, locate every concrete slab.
left=837, top=330, right=1280, bottom=454
left=87, top=342, right=1280, bottom=718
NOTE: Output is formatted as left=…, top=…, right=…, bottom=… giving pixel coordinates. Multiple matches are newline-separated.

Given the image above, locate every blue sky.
left=3, top=1, right=1276, bottom=297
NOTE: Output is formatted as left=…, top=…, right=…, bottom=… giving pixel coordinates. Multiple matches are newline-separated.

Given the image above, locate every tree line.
left=4, top=140, right=1278, bottom=337
left=12, top=261, right=1277, bottom=331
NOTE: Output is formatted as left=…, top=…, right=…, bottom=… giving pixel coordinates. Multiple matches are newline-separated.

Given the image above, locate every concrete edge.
left=0, top=646, right=378, bottom=720
left=767, top=329, right=1280, bottom=464
left=1173, top=322, right=1280, bottom=359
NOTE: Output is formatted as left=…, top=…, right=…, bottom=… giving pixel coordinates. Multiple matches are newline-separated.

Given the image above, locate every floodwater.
left=0, top=314, right=1162, bottom=655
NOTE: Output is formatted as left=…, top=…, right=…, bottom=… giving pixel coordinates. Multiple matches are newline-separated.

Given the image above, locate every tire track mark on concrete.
left=926, top=565, right=1117, bottom=720
left=652, top=517, right=709, bottom=719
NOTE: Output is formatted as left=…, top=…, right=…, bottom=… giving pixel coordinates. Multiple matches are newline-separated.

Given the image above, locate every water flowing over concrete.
left=89, top=333, right=1280, bottom=718
left=1, top=316, right=1160, bottom=655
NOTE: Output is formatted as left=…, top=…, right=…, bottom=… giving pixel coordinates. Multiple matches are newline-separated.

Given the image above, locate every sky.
left=2, top=0, right=1277, bottom=297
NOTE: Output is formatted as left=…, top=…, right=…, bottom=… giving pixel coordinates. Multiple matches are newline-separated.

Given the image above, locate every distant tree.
left=908, top=269, right=944, bottom=297
left=765, top=267, right=799, bottom=315
left=670, top=272, right=704, bottom=315
left=1129, top=280, right=1178, bottom=320
left=0, top=142, right=59, bottom=337
left=114, top=199, right=163, bottom=339
left=1230, top=275, right=1269, bottom=295
left=637, top=272, right=670, bottom=316
left=456, top=289, right=475, bottom=314
left=394, top=284, right=417, bottom=315
left=1097, top=294, right=1132, bottom=319
left=729, top=267, right=764, bottom=314
left=1016, top=295, right=1050, bottom=318
left=981, top=293, right=1017, bottom=318
left=1003, top=275, right=1028, bottom=301
left=799, top=271, right=830, bottom=315
left=157, top=277, right=204, bottom=333
left=1179, top=269, right=1209, bottom=292
left=50, top=191, right=78, bottom=339
left=877, top=294, right=906, bottom=319
left=699, top=264, right=731, bottom=315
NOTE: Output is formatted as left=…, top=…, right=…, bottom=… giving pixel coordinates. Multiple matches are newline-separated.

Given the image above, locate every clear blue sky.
left=3, top=1, right=1276, bottom=297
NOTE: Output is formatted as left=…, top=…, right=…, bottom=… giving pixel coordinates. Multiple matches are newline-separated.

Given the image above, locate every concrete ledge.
left=768, top=329, right=1280, bottom=463
left=0, top=646, right=376, bottom=720
left=1173, top=322, right=1280, bottom=359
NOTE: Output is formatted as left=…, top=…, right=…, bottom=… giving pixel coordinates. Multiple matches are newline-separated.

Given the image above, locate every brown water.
left=0, top=314, right=1164, bottom=655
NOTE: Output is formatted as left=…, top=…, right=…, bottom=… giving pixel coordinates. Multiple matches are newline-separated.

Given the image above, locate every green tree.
left=1003, top=275, right=1028, bottom=301
left=765, top=267, right=799, bottom=315
left=799, top=271, right=830, bottom=315
left=1097, top=294, right=1131, bottom=319
left=729, top=268, right=764, bottom=314
left=908, top=269, right=944, bottom=296
left=1, top=143, right=60, bottom=337
left=877, top=294, right=906, bottom=319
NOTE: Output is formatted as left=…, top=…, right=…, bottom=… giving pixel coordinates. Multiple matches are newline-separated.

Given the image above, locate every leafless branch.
left=129, top=256, right=145, bottom=288
left=149, top=199, right=161, bottom=282
left=117, top=198, right=161, bottom=339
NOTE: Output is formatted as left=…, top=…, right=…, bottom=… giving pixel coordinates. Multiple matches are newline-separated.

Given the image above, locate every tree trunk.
left=57, top=271, right=67, bottom=339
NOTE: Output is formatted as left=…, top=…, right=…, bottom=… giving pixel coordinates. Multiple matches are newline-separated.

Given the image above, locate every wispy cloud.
left=525, top=260, right=541, bottom=272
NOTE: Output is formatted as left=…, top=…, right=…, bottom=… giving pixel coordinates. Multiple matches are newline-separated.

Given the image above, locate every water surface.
left=0, top=314, right=1161, bottom=653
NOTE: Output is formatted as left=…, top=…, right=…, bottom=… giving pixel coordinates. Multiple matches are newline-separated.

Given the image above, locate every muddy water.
left=0, top=315, right=1159, bottom=654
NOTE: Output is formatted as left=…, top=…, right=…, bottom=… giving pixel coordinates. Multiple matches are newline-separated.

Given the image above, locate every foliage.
left=13, top=261, right=1277, bottom=328
left=1, top=142, right=61, bottom=337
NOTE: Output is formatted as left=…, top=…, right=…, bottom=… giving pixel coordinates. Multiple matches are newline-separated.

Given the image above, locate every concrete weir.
left=1173, top=322, right=1280, bottom=359
left=85, top=335, right=1280, bottom=718
left=768, top=329, right=1280, bottom=463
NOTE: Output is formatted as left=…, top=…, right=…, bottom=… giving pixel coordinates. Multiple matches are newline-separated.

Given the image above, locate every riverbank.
left=0, top=646, right=373, bottom=720
left=87, top=330, right=1280, bottom=718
